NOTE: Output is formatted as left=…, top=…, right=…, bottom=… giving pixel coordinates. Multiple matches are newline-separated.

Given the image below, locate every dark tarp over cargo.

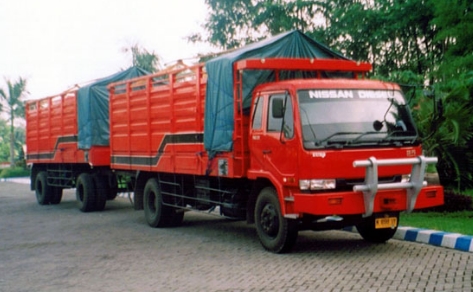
left=204, top=30, right=348, bottom=153
left=77, top=67, right=149, bottom=149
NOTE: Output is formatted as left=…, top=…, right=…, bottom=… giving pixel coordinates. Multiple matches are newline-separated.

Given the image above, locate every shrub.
left=0, top=167, right=30, bottom=178
left=426, top=190, right=473, bottom=212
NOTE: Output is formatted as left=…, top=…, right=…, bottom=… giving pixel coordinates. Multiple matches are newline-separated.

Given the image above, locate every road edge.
left=344, top=226, right=473, bottom=253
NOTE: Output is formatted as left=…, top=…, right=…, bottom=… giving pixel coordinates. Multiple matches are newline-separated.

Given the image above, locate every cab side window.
left=268, top=95, right=284, bottom=132
left=283, top=97, right=294, bottom=139
left=252, top=96, right=263, bottom=130
left=267, top=94, right=294, bottom=139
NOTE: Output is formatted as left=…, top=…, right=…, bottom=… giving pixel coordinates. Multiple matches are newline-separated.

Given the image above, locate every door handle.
left=262, top=150, right=272, bottom=154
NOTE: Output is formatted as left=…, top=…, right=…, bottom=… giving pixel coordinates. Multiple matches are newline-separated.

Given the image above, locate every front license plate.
left=375, top=217, right=397, bottom=229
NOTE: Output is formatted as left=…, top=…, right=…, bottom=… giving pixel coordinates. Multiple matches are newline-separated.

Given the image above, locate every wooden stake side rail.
left=108, top=63, right=233, bottom=176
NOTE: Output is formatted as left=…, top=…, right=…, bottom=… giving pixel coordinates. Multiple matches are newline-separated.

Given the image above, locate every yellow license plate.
left=375, top=217, right=397, bottom=229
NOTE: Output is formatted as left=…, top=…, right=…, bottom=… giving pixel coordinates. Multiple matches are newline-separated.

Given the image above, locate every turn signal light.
left=328, top=197, right=343, bottom=205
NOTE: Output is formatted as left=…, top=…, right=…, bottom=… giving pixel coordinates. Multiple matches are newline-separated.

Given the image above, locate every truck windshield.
left=298, top=89, right=418, bottom=149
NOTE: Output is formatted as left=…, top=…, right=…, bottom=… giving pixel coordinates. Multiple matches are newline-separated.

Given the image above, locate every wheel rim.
left=260, top=203, right=279, bottom=238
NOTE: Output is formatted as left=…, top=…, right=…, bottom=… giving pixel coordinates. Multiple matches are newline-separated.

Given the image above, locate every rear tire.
left=35, top=171, right=52, bottom=205
left=50, top=187, right=63, bottom=205
left=356, top=213, right=399, bottom=243
left=143, top=178, right=183, bottom=227
left=255, top=187, right=298, bottom=253
left=93, top=175, right=108, bottom=211
left=106, top=175, right=118, bottom=200
left=144, top=178, right=168, bottom=227
left=76, top=173, right=96, bottom=212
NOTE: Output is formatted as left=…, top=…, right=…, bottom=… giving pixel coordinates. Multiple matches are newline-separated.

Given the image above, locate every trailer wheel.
left=93, top=175, right=108, bottom=211
left=144, top=178, right=172, bottom=227
left=356, top=212, right=399, bottom=243
left=76, top=173, right=96, bottom=212
left=35, top=171, right=52, bottom=205
left=255, top=187, right=298, bottom=253
left=50, top=187, right=63, bottom=205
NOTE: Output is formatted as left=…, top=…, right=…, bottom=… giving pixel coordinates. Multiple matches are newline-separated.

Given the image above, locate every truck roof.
left=255, top=78, right=401, bottom=92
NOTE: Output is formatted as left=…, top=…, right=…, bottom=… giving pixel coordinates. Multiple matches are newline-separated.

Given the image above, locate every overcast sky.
left=0, top=0, right=213, bottom=100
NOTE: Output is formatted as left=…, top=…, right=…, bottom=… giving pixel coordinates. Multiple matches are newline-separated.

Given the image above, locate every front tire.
left=50, top=187, right=63, bottom=205
left=356, top=212, right=399, bottom=243
left=255, top=187, right=298, bottom=253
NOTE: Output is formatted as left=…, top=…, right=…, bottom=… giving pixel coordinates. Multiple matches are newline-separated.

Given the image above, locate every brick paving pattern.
left=1, top=182, right=471, bottom=291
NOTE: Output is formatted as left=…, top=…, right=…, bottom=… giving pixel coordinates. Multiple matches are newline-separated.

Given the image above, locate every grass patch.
left=463, top=189, right=473, bottom=197
left=0, top=167, right=30, bottom=178
left=400, top=211, right=473, bottom=236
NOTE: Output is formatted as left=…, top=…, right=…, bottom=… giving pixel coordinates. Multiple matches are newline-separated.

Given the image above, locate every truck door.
left=250, top=92, right=298, bottom=179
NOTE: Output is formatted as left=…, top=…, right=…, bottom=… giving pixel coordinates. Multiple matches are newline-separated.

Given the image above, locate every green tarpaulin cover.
left=204, top=30, right=348, bottom=153
left=77, top=67, right=148, bottom=149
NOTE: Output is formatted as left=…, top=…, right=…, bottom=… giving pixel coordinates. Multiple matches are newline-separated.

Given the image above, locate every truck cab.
left=243, top=60, right=443, bottom=252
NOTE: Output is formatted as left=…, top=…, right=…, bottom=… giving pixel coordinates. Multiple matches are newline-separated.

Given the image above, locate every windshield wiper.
left=348, top=131, right=388, bottom=144
left=379, top=131, right=418, bottom=144
left=315, top=132, right=362, bottom=147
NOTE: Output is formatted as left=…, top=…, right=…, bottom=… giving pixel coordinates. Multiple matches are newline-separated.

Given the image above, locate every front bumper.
left=292, top=185, right=443, bottom=217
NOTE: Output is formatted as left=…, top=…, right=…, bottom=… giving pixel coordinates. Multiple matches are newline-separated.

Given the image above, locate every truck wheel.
left=76, top=173, right=97, bottom=212
left=106, top=175, right=118, bottom=200
left=93, top=175, right=108, bottom=211
left=35, top=171, right=52, bottom=205
left=356, top=213, right=399, bottom=243
left=255, top=187, right=298, bottom=253
left=50, top=187, right=63, bottom=205
left=144, top=178, right=171, bottom=227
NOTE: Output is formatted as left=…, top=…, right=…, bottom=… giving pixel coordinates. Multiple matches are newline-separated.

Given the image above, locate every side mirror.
left=272, top=98, right=284, bottom=119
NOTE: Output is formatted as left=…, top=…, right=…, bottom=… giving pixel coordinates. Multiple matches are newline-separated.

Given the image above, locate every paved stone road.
left=1, top=182, right=472, bottom=292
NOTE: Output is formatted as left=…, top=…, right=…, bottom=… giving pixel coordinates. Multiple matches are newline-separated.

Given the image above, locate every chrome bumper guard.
left=353, top=156, right=438, bottom=217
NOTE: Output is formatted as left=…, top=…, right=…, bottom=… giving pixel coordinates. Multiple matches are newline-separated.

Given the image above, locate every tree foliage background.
left=0, top=77, right=27, bottom=167
left=189, top=0, right=473, bottom=190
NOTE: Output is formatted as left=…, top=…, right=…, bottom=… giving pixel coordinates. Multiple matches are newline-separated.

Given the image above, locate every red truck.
left=26, top=31, right=443, bottom=253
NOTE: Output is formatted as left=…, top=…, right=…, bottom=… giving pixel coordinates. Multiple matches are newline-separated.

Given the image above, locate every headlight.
left=299, top=179, right=336, bottom=190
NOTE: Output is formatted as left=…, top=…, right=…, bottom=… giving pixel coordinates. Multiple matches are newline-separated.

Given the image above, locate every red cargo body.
left=26, top=90, right=110, bottom=166
left=109, top=64, right=248, bottom=177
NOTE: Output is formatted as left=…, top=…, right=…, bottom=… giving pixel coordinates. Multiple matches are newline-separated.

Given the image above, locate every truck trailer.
left=26, top=31, right=443, bottom=253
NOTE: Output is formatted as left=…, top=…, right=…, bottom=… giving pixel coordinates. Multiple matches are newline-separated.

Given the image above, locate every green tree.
left=320, top=0, right=441, bottom=80
left=123, top=44, right=162, bottom=73
left=193, top=0, right=441, bottom=81
left=188, top=0, right=328, bottom=50
left=0, top=119, right=10, bottom=162
left=0, top=77, right=27, bottom=167
left=414, top=74, right=473, bottom=190
left=191, top=0, right=255, bottom=50
left=431, top=0, right=473, bottom=79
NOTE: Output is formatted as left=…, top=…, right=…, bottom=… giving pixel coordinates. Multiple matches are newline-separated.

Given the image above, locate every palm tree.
left=0, top=77, right=28, bottom=167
